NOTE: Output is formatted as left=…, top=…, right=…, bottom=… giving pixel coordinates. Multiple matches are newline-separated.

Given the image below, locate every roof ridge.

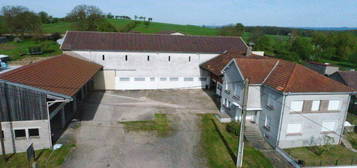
left=262, top=60, right=280, bottom=84
left=283, top=63, right=298, bottom=91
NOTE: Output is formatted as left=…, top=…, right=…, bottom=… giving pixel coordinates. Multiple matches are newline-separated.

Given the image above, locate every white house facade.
left=204, top=52, right=354, bottom=148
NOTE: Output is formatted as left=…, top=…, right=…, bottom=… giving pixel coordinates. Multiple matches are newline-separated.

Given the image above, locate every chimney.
left=246, top=42, right=254, bottom=56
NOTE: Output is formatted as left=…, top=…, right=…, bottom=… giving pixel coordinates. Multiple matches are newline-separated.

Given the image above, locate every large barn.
left=0, top=55, right=102, bottom=153
left=61, top=31, right=249, bottom=90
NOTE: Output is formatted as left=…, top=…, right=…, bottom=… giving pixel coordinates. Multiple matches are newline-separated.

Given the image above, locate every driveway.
left=61, top=89, right=219, bottom=168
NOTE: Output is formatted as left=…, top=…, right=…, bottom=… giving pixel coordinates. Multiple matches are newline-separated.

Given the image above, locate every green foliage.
left=226, top=121, right=241, bottom=136
left=220, top=23, right=245, bottom=36
left=291, top=36, right=314, bottom=60
left=1, top=6, right=42, bottom=35
left=95, top=19, right=117, bottom=32
left=119, top=21, right=139, bottom=32
left=308, top=136, right=335, bottom=156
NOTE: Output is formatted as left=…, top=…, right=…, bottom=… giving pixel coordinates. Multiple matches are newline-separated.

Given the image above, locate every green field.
left=0, top=40, right=62, bottom=61
left=200, top=114, right=273, bottom=168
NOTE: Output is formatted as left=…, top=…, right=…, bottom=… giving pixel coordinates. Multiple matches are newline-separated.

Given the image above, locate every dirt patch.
left=9, top=56, right=53, bottom=65
left=0, top=43, right=16, bottom=50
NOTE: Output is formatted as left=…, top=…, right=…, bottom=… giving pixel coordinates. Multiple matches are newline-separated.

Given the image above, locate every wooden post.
left=236, top=79, right=249, bottom=168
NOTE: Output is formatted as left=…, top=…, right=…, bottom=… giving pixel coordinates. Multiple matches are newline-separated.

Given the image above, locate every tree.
left=66, top=5, right=116, bottom=32
left=66, top=5, right=104, bottom=31
left=219, top=23, right=245, bottom=36
left=1, top=6, right=42, bottom=35
left=291, top=36, right=314, bottom=61
left=38, top=11, right=51, bottom=24
left=106, top=12, right=114, bottom=19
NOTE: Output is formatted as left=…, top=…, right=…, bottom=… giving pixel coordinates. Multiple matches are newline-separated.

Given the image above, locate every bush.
left=226, top=121, right=240, bottom=136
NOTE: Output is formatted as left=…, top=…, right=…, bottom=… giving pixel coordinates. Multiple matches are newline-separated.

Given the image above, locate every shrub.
left=226, top=121, right=240, bottom=136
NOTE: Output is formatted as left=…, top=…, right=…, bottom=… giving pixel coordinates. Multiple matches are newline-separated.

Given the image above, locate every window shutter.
left=303, top=100, right=312, bottom=112
left=320, top=100, right=329, bottom=111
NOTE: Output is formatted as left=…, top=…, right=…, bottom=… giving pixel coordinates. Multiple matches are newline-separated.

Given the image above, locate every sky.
left=1, top=0, right=357, bottom=27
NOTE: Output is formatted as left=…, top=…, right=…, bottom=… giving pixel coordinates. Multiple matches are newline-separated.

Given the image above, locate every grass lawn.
left=347, top=133, right=357, bottom=149
left=120, top=113, right=172, bottom=136
left=42, top=21, right=73, bottom=33
left=200, top=114, right=273, bottom=168
left=0, top=40, right=62, bottom=61
left=286, top=145, right=357, bottom=166
left=0, top=144, right=75, bottom=168
left=347, top=113, right=357, bottom=125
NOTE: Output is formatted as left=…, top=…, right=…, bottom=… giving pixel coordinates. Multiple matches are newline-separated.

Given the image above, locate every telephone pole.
left=236, top=78, right=249, bottom=168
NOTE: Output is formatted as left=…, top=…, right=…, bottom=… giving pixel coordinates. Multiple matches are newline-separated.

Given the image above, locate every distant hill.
left=296, top=27, right=357, bottom=31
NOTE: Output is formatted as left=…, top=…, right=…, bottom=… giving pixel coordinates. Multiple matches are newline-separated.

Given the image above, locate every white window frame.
left=328, top=100, right=341, bottom=111
left=311, top=100, right=320, bottom=111
left=286, top=124, right=302, bottom=135
left=290, top=101, right=304, bottom=112
left=321, top=121, right=336, bottom=133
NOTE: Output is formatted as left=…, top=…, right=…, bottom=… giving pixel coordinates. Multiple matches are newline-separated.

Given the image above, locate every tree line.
left=0, top=5, right=154, bottom=35
left=219, top=23, right=357, bottom=66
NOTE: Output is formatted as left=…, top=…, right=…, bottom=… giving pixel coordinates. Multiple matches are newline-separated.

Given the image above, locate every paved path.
left=245, top=122, right=294, bottom=168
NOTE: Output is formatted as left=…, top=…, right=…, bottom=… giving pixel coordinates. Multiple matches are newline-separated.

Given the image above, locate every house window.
left=125, top=55, right=128, bottom=61
left=199, top=77, right=207, bottom=81
left=150, top=77, right=155, bottom=81
left=321, top=121, right=336, bottom=133
left=147, top=56, right=150, bottom=61
left=102, top=55, right=105, bottom=60
left=286, top=124, right=302, bottom=135
left=14, top=129, right=26, bottom=139
left=160, top=77, right=167, bottom=81
left=134, top=77, right=145, bottom=81
left=169, top=77, right=179, bottom=81
left=311, top=100, right=320, bottom=111
left=184, top=77, right=193, bottom=81
left=290, top=101, right=303, bottom=112
left=328, top=100, right=340, bottom=111
left=28, top=128, right=40, bottom=138
left=168, top=56, right=171, bottom=62
left=119, top=77, right=130, bottom=81
left=0, top=130, right=4, bottom=138
left=189, top=56, right=191, bottom=62
left=264, top=115, right=270, bottom=130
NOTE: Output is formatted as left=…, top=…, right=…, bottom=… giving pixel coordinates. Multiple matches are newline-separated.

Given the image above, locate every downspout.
left=339, top=94, right=352, bottom=144
left=46, top=101, right=53, bottom=148
left=275, top=92, right=287, bottom=148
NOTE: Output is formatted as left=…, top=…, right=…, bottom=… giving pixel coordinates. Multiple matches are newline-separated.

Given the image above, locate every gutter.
left=275, top=93, right=287, bottom=148
left=0, top=80, right=73, bottom=101
left=284, top=92, right=354, bottom=96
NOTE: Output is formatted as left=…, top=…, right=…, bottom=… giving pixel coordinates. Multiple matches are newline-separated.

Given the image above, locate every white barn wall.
left=65, top=51, right=218, bottom=90
left=0, top=120, right=51, bottom=154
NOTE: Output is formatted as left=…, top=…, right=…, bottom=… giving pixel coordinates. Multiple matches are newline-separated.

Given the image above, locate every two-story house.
left=203, top=51, right=354, bottom=148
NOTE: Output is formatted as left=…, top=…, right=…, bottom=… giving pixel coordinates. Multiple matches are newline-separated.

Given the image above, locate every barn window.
left=125, top=55, right=128, bottom=61
left=119, top=77, right=130, bottom=81
left=286, top=124, right=302, bottom=135
left=147, top=56, right=150, bottom=61
left=168, top=56, right=171, bottom=62
left=328, top=100, right=340, bottom=111
left=14, top=129, right=26, bottom=139
left=29, top=128, right=40, bottom=138
left=169, top=77, right=179, bottom=81
left=189, top=56, right=191, bottom=62
left=184, top=77, right=193, bottom=81
left=102, top=55, right=105, bottom=60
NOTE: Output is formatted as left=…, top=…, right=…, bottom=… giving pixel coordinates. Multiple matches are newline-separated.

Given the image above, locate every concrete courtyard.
left=60, top=89, right=219, bottom=168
